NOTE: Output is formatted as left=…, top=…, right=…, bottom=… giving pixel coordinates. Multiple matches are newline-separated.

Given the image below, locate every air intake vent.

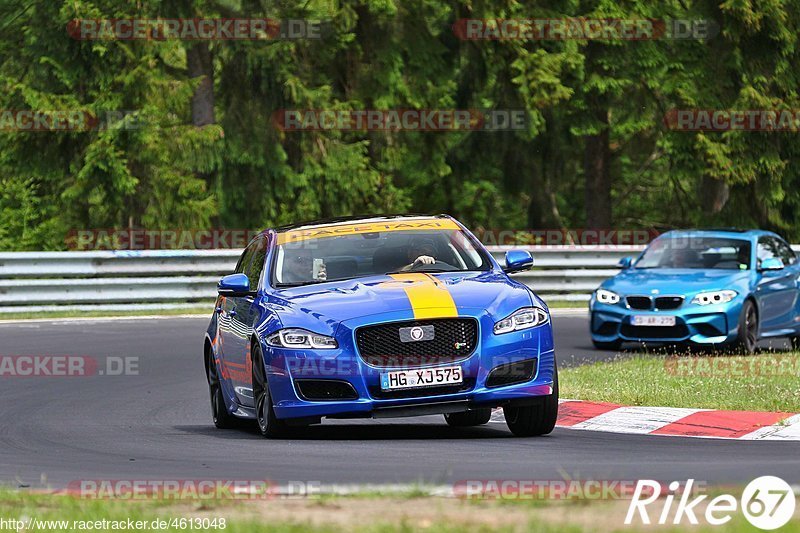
left=485, top=358, right=538, bottom=388
left=295, top=380, right=358, bottom=401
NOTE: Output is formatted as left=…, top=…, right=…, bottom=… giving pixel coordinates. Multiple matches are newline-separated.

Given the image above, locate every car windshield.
left=636, top=237, right=751, bottom=270
left=272, top=221, right=491, bottom=287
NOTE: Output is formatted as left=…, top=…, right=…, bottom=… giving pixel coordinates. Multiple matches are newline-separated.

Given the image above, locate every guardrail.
left=0, top=245, right=748, bottom=312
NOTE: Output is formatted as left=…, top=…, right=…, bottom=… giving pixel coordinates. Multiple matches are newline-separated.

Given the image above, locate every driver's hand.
left=317, top=263, right=327, bottom=281
left=413, top=255, right=435, bottom=266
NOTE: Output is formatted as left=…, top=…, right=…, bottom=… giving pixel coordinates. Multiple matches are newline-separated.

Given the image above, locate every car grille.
left=655, top=296, right=684, bottom=310
left=626, top=296, right=652, bottom=310
left=295, top=380, right=358, bottom=401
left=356, top=319, right=478, bottom=368
left=485, top=358, right=537, bottom=388
left=368, top=378, right=477, bottom=400
left=620, top=324, right=689, bottom=340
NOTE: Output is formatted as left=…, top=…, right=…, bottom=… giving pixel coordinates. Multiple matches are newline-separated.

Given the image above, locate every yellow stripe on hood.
left=388, top=273, right=458, bottom=319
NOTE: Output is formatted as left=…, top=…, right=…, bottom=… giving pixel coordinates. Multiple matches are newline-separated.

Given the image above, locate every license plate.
left=380, top=365, right=463, bottom=390
left=632, top=315, right=676, bottom=327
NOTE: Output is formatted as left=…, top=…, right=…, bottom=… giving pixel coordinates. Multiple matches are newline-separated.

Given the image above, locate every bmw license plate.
left=632, top=315, right=676, bottom=327
left=380, top=366, right=462, bottom=391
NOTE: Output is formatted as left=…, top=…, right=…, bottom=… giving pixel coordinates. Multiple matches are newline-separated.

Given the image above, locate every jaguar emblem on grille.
left=454, top=342, right=468, bottom=350
left=399, top=325, right=435, bottom=343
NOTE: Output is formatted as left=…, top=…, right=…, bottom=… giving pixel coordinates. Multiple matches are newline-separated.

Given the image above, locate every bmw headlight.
left=691, top=290, right=738, bottom=306
left=493, top=307, right=549, bottom=335
left=595, top=288, right=621, bottom=305
left=266, top=328, right=338, bottom=349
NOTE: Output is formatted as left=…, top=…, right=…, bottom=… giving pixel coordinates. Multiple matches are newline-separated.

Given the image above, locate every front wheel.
left=503, top=366, right=559, bottom=437
left=790, top=336, right=800, bottom=351
left=207, top=353, right=239, bottom=429
left=252, top=342, right=288, bottom=438
left=733, top=300, right=758, bottom=354
left=444, top=408, right=492, bottom=427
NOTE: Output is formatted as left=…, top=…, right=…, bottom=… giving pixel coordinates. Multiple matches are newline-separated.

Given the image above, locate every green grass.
left=561, top=353, right=800, bottom=412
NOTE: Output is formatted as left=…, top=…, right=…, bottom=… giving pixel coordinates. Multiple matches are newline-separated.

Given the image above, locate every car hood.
left=603, top=268, right=751, bottom=296
left=265, top=271, right=534, bottom=328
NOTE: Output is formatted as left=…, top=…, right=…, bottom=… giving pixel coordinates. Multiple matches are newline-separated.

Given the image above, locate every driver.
left=282, top=250, right=327, bottom=284
left=398, top=237, right=437, bottom=272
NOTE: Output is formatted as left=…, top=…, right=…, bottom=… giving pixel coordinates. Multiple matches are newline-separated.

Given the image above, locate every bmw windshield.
left=635, top=237, right=751, bottom=270
left=272, top=221, right=492, bottom=287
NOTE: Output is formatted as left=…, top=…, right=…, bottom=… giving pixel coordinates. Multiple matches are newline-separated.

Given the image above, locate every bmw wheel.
left=251, top=342, right=288, bottom=438
left=733, top=300, right=758, bottom=354
left=504, top=365, right=559, bottom=437
left=444, top=408, right=492, bottom=427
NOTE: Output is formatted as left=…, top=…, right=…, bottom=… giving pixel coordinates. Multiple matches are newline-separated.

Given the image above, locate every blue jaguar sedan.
left=204, top=215, right=558, bottom=437
left=590, top=229, right=800, bottom=353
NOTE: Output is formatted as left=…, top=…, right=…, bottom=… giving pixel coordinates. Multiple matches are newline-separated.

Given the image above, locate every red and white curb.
left=492, top=401, right=800, bottom=440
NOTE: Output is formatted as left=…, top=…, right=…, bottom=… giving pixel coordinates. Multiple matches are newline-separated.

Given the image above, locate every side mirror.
left=618, top=256, right=634, bottom=269
left=759, top=257, right=784, bottom=271
left=218, top=273, right=252, bottom=297
left=504, top=250, right=534, bottom=273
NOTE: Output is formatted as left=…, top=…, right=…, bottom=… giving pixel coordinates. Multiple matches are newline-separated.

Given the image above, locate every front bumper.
left=263, top=312, right=556, bottom=421
left=590, top=300, right=742, bottom=345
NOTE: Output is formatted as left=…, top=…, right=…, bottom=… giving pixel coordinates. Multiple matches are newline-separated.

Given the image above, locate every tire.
left=252, top=342, right=288, bottom=438
left=592, top=339, right=622, bottom=351
left=444, top=408, right=492, bottom=427
left=733, top=300, right=758, bottom=354
left=790, top=336, right=800, bottom=351
left=503, top=365, right=559, bottom=437
left=207, top=351, right=239, bottom=429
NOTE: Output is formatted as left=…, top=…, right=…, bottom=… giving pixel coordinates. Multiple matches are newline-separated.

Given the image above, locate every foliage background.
left=1, top=0, right=799, bottom=250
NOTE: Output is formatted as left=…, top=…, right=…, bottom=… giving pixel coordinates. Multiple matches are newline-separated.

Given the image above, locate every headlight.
left=595, top=288, right=621, bottom=305
left=691, top=290, right=737, bottom=306
left=266, top=328, right=338, bottom=349
left=493, top=307, right=549, bottom=334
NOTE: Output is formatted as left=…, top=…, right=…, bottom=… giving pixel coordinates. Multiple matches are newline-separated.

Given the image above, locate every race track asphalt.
left=0, top=313, right=797, bottom=489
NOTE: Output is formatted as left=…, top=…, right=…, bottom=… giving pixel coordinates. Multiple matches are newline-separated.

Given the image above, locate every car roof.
left=658, top=228, right=781, bottom=241
left=272, top=213, right=451, bottom=233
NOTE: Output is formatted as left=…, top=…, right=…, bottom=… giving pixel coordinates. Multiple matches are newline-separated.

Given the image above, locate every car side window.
left=245, top=237, right=268, bottom=292
left=756, top=237, right=779, bottom=268
left=774, top=237, right=796, bottom=266
left=233, top=248, right=251, bottom=274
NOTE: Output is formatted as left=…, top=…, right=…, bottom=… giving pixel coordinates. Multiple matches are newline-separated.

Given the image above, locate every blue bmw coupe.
left=204, top=215, right=558, bottom=437
left=590, top=229, right=800, bottom=352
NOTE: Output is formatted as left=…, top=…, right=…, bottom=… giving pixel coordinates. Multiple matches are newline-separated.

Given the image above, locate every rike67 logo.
left=626, top=477, right=796, bottom=530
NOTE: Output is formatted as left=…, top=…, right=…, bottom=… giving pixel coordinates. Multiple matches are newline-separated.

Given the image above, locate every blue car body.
left=590, top=229, right=800, bottom=348
left=204, top=215, right=556, bottom=428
